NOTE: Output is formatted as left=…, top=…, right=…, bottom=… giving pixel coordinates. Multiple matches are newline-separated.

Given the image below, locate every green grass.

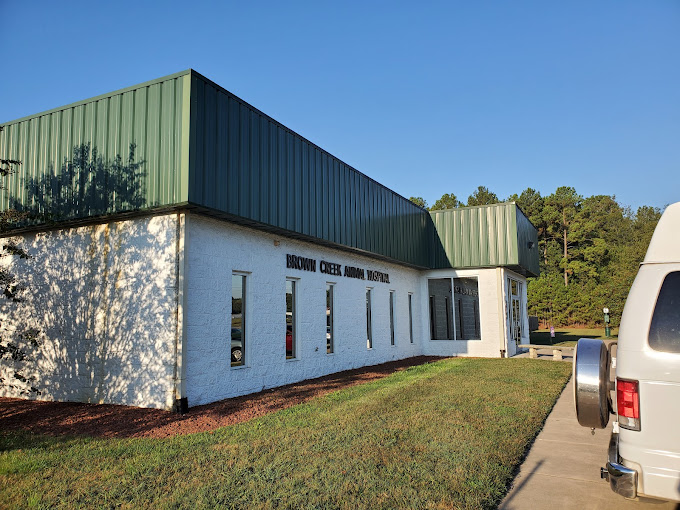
left=530, top=327, right=618, bottom=347
left=0, top=358, right=571, bottom=510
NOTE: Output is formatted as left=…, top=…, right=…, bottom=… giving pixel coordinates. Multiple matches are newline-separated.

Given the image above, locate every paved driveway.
left=500, top=377, right=679, bottom=509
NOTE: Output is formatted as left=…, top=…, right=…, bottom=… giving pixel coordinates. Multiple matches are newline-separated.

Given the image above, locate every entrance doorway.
left=507, top=278, right=524, bottom=345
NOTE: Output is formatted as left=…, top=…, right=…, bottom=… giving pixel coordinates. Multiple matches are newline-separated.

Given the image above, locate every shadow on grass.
left=0, top=430, right=70, bottom=453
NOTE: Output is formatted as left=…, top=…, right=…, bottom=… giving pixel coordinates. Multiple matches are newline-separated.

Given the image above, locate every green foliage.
left=0, top=358, right=571, bottom=510
left=0, top=127, right=37, bottom=395
left=414, top=183, right=658, bottom=327
left=508, top=188, right=543, bottom=226
left=466, top=186, right=499, bottom=206
left=522, top=187, right=661, bottom=328
left=430, top=192, right=461, bottom=210
left=231, top=297, right=242, bottom=315
left=408, top=196, right=428, bottom=209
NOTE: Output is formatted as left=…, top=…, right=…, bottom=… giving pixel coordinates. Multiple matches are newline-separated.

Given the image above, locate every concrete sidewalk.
left=499, top=376, right=679, bottom=510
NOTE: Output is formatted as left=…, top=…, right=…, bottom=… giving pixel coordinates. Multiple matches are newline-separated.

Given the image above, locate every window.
left=389, top=291, right=396, bottom=346
left=649, top=271, right=680, bottom=353
left=231, top=273, right=246, bottom=367
left=429, top=296, right=436, bottom=339
left=454, top=277, right=480, bottom=340
left=428, top=279, right=453, bottom=340
left=446, top=297, right=452, bottom=339
left=456, top=299, right=463, bottom=338
left=408, top=293, right=414, bottom=343
left=428, top=277, right=480, bottom=340
left=366, top=288, right=373, bottom=349
left=326, top=284, right=334, bottom=354
left=286, top=279, right=296, bottom=359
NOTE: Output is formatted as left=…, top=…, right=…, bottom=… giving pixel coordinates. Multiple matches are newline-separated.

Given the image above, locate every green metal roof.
left=0, top=70, right=538, bottom=275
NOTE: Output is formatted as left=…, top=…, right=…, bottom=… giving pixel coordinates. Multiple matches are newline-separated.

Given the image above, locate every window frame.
left=389, top=290, right=396, bottom=346
left=428, top=275, right=481, bottom=341
left=453, top=276, right=481, bottom=341
left=648, top=270, right=680, bottom=353
left=456, top=298, right=463, bottom=339
left=366, top=287, right=373, bottom=349
left=408, top=293, right=414, bottom=343
left=428, top=278, right=454, bottom=340
left=231, top=272, right=248, bottom=368
left=286, top=278, right=298, bottom=360
left=326, top=283, right=335, bottom=355
left=506, top=276, right=524, bottom=344
left=429, top=295, right=437, bottom=339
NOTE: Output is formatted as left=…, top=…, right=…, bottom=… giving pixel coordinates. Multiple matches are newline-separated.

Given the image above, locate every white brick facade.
left=0, top=212, right=528, bottom=409
left=183, top=215, right=423, bottom=406
left=0, top=215, right=180, bottom=409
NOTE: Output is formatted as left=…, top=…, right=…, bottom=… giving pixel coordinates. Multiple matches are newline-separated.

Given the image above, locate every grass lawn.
left=0, top=358, right=571, bottom=510
left=530, top=327, right=618, bottom=347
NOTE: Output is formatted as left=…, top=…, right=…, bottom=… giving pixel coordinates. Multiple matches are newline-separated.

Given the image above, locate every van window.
left=649, top=271, right=680, bottom=353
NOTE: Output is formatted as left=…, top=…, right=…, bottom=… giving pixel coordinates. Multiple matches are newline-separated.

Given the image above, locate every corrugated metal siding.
left=1, top=69, right=538, bottom=274
left=429, top=203, right=538, bottom=274
left=187, top=72, right=431, bottom=267
left=0, top=72, right=190, bottom=222
left=515, top=206, right=540, bottom=276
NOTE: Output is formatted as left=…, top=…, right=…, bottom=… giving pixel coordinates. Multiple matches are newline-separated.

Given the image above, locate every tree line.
left=410, top=186, right=663, bottom=328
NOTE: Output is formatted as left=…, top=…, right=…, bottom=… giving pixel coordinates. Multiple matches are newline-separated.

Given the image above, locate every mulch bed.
left=0, top=356, right=444, bottom=439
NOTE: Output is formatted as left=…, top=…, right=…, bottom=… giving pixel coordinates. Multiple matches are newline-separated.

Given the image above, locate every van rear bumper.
left=605, top=432, right=638, bottom=499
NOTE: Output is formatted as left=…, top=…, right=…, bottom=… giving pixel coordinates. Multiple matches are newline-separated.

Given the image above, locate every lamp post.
left=603, top=307, right=611, bottom=338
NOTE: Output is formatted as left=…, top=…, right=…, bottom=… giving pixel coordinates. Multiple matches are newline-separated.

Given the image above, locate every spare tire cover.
left=573, top=338, right=610, bottom=429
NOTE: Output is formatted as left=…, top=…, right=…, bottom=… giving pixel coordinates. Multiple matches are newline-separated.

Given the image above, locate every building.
left=0, top=70, right=538, bottom=411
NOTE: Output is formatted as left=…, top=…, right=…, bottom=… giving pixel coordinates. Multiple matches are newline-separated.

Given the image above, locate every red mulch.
left=0, top=356, right=444, bottom=439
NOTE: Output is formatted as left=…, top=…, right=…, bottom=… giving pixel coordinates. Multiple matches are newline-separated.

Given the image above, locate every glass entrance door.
left=507, top=278, right=524, bottom=344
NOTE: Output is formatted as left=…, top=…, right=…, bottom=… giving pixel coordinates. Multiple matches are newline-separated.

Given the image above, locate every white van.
left=574, top=202, right=680, bottom=502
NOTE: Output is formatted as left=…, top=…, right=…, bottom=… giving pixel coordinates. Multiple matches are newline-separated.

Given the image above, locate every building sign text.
left=286, top=253, right=390, bottom=283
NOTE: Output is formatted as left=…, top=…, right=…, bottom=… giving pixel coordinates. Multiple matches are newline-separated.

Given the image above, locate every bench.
left=517, top=344, right=574, bottom=361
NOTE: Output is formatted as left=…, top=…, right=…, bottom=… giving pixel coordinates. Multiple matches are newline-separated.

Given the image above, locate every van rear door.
left=617, top=265, right=680, bottom=501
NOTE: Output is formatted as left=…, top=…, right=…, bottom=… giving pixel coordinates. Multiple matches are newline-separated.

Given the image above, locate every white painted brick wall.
left=184, top=215, right=529, bottom=406
left=0, top=215, right=179, bottom=409
left=184, top=215, right=424, bottom=406
left=0, top=211, right=529, bottom=410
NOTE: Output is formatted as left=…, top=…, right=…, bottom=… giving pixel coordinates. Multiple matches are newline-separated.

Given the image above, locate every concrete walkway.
left=499, top=376, right=679, bottom=509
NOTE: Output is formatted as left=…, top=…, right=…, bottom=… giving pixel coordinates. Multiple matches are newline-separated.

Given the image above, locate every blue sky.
left=1, top=1, right=678, bottom=211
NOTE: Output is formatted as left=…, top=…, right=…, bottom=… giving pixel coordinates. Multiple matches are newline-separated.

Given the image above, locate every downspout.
left=172, top=212, right=188, bottom=413
left=172, top=71, right=192, bottom=413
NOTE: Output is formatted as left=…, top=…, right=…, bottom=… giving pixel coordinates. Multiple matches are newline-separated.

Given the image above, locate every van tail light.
left=617, top=378, right=641, bottom=431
